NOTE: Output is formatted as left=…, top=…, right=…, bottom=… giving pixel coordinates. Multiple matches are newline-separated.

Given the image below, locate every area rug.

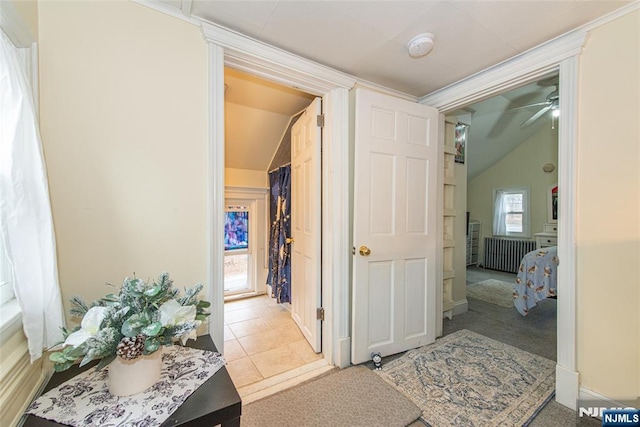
left=467, top=279, right=515, bottom=308
left=376, top=329, right=556, bottom=427
left=241, top=365, right=422, bottom=427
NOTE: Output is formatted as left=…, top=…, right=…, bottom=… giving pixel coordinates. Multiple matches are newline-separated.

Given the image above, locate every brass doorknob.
left=286, top=237, right=294, bottom=244
left=359, top=245, right=371, bottom=256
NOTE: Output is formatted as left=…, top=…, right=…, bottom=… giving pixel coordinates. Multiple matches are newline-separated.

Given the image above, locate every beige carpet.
left=376, top=330, right=556, bottom=427
left=467, top=279, right=515, bottom=307
left=241, top=365, right=422, bottom=426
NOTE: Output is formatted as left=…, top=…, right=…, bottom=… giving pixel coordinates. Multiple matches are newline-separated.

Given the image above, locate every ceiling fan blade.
left=538, top=75, right=559, bottom=87
left=521, top=105, right=552, bottom=127
left=509, top=101, right=550, bottom=111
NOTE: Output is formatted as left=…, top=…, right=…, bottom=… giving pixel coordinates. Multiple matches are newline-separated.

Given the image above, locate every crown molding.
left=419, top=30, right=586, bottom=111
left=419, top=1, right=640, bottom=110
left=135, top=0, right=417, bottom=100
left=201, top=22, right=355, bottom=95
left=203, top=21, right=417, bottom=100
left=132, top=0, right=199, bottom=25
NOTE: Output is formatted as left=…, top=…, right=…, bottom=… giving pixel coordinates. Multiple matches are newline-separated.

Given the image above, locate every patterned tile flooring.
left=223, top=294, right=323, bottom=389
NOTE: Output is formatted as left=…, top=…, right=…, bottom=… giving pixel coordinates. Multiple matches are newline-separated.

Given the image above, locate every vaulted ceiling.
left=450, top=75, right=560, bottom=180
left=153, top=1, right=632, bottom=172
left=224, top=68, right=314, bottom=171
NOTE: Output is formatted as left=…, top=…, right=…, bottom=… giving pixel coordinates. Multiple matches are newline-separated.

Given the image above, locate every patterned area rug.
left=376, top=330, right=555, bottom=427
left=242, top=365, right=422, bottom=427
left=467, top=279, right=515, bottom=308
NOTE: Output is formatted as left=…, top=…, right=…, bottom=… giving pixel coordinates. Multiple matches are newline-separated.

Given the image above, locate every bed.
left=513, top=246, right=558, bottom=316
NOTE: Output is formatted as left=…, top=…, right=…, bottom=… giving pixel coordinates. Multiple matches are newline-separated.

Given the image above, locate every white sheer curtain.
left=0, top=31, right=65, bottom=362
left=493, top=190, right=508, bottom=236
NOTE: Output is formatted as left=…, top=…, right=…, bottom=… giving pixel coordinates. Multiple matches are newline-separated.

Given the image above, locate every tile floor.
left=223, top=294, right=323, bottom=389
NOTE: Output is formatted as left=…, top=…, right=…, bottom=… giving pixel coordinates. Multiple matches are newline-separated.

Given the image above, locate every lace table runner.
left=26, top=346, right=226, bottom=426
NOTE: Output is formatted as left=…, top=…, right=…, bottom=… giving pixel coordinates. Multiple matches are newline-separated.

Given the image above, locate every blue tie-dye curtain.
left=267, top=165, right=291, bottom=303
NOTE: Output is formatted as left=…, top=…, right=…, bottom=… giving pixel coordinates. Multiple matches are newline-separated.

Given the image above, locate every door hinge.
left=316, top=307, right=325, bottom=321
left=317, top=114, right=325, bottom=128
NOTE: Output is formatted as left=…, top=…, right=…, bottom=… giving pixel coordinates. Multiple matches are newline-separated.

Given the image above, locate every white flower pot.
left=108, top=349, right=162, bottom=396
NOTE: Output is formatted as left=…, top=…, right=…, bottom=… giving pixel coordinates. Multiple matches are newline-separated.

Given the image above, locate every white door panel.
left=291, top=97, right=322, bottom=353
left=352, top=88, right=439, bottom=364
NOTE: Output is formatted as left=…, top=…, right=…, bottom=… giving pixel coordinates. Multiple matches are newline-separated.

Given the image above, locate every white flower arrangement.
left=50, top=273, right=210, bottom=372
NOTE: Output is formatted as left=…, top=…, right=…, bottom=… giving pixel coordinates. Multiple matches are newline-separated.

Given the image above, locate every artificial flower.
left=63, top=306, right=107, bottom=347
left=159, top=299, right=197, bottom=327
left=49, top=273, right=209, bottom=372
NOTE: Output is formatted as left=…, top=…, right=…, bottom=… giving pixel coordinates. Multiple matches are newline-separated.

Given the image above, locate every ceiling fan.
left=510, top=76, right=560, bottom=128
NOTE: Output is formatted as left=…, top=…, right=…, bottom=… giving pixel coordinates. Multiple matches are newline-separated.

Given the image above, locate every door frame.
left=420, top=31, right=585, bottom=409
left=201, top=22, right=357, bottom=368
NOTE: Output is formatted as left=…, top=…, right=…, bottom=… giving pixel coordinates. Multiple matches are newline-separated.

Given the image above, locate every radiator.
left=483, top=237, right=536, bottom=273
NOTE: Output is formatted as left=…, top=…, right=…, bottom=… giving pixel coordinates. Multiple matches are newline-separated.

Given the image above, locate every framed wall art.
left=454, top=123, right=468, bottom=164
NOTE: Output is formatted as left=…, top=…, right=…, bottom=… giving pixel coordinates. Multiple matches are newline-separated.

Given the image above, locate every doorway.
left=222, top=67, right=328, bottom=396
left=443, top=75, right=560, bottom=361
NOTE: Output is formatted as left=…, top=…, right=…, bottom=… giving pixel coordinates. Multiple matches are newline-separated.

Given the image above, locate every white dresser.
left=535, top=223, right=558, bottom=249
left=466, top=220, right=480, bottom=266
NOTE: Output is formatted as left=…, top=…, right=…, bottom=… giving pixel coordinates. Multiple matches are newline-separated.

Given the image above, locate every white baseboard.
left=555, top=364, right=580, bottom=409
left=452, top=299, right=468, bottom=316
left=579, top=386, right=639, bottom=408
left=577, top=386, right=640, bottom=421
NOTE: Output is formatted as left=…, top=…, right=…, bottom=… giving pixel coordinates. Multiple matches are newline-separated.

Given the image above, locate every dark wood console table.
left=23, top=335, right=241, bottom=426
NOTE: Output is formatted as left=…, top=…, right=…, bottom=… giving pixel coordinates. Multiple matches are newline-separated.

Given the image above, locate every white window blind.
left=493, top=188, right=530, bottom=238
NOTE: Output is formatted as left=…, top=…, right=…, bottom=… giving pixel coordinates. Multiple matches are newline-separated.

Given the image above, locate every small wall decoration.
left=548, top=184, right=558, bottom=223
left=454, top=123, right=468, bottom=164
left=542, top=163, right=555, bottom=173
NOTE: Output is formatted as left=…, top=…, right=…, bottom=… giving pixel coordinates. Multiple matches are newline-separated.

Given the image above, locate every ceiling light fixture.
left=407, top=33, right=435, bottom=58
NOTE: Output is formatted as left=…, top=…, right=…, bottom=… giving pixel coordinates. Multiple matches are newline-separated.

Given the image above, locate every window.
left=0, top=244, right=20, bottom=342
left=0, top=31, right=26, bottom=342
left=0, top=249, right=14, bottom=306
left=224, top=204, right=253, bottom=295
left=224, top=210, right=249, bottom=251
left=493, top=188, right=530, bottom=238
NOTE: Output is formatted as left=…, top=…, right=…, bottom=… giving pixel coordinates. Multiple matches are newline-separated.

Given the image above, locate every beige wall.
left=576, top=10, right=640, bottom=399
left=38, top=1, right=209, bottom=312
left=225, top=168, right=268, bottom=188
left=467, top=125, right=558, bottom=264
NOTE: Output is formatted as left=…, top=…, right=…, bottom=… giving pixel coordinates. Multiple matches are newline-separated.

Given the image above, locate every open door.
left=290, top=97, right=322, bottom=352
left=352, top=88, right=439, bottom=364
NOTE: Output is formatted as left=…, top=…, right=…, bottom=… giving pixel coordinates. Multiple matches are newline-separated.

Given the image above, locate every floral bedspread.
left=26, top=346, right=225, bottom=426
left=514, top=246, right=559, bottom=316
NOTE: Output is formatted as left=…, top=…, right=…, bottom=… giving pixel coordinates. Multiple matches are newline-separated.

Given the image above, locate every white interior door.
left=291, top=97, right=322, bottom=352
left=352, top=88, right=439, bottom=364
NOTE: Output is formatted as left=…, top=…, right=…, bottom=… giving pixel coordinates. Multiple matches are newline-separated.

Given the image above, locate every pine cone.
left=116, top=334, right=146, bottom=360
